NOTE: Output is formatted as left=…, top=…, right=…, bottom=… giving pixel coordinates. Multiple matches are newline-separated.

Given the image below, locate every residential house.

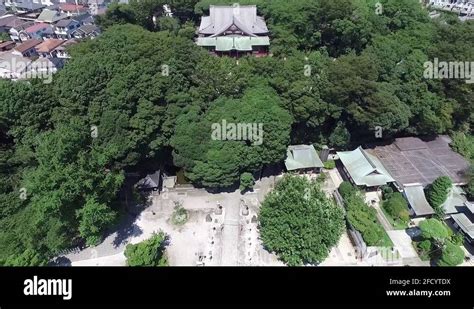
left=285, top=145, right=324, bottom=174
left=0, top=51, right=32, bottom=79
left=4, top=0, right=45, bottom=13
left=7, top=19, right=34, bottom=41
left=35, top=38, right=64, bottom=58
left=59, top=3, right=88, bottom=17
left=336, top=146, right=395, bottom=190
left=73, top=13, right=94, bottom=25
left=0, top=15, right=22, bottom=35
left=0, top=41, right=16, bottom=51
left=54, top=38, right=77, bottom=58
left=11, top=38, right=41, bottom=57
left=54, top=18, right=80, bottom=39
left=36, top=9, right=68, bottom=23
left=72, top=24, right=99, bottom=39
left=429, top=0, right=474, bottom=19
left=30, top=56, right=63, bottom=76
left=19, top=23, right=53, bottom=41
left=196, top=5, right=270, bottom=57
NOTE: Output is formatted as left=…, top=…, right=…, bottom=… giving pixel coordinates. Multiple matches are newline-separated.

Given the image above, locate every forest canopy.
left=0, top=0, right=473, bottom=265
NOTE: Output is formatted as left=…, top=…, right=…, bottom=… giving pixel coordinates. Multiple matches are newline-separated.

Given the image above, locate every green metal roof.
left=337, top=147, right=394, bottom=187
left=451, top=213, right=474, bottom=239
left=285, top=145, right=323, bottom=171
left=215, top=37, right=234, bottom=51
left=403, top=185, right=434, bottom=216
left=196, top=36, right=270, bottom=51
left=442, top=185, right=468, bottom=214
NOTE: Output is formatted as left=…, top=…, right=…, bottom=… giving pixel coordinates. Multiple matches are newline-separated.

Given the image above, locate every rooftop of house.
left=0, top=41, right=15, bottom=49
left=74, top=24, right=99, bottom=35
left=14, top=38, right=42, bottom=53
left=337, top=146, right=395, bottom=187
left=55, top=18, right=77, bottom=28
left=55, top=38, right=77, bottom=50
left=451, top=212, right=474, bottom=239
left=403, top=185, right=435, bottom=217
left=285, top=145, right=324, bottom=171
left=368, top=136, right=470, bottom=186
left=35, top=38, right=64, bottom=53
left=25, top=22, right=49, bottom=33
left=31, top=56, right=64, bottom=69
left=59, top=3, right=87, bottom=12
left=37, top=9, right=67, bottom=23
left=198, top=5, right=268, bottom=37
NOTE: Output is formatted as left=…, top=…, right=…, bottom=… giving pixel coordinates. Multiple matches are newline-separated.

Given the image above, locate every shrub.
left=451, top=233, right=464, bottom=246
left=323, top=160, right=336, bottom=169
left=171, top=203, right=188, bottom=226
left=419, top=218, right=449, bottom=241
left=381, top=185, right=394, bottom=200
left=383, top=192, right=410, bottom=223
left=338, top=181, right=356, bottom=199
left=345, top=193, right=390, bottom=247
left=438, top=241, right=464, bottom=266
left=125, top=231, right=168, bottom=266
left=426, top=176, right=452, bottom=215
left=239, top=172, right=255, bottom=191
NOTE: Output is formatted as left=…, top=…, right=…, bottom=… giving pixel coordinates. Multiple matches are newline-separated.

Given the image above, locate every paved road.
left=220, top=193, right=241, bottom=265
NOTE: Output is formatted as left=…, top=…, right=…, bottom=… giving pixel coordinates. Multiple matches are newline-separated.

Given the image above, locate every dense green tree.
left=383, top=192, right=410, bottom=223
left=171, top=86, right=292, bottom=187
left=125, top=232, right=168, bottom=266
left=329, top=121, right=351, bottom=149
left=239, top=172, right=255, bottom=192
left=426, top=176, right=452, bottom=216
left=338, top=181, right=356, bottom=199
left=77, top=197, right=117, bottom=246
left=419, top=218, right=449, bottom=241
left=259, top=175, right=345, bottom=266
left=438, top=241, right=464, bottom=266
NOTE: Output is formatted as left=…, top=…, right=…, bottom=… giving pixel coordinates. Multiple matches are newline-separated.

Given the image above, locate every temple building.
left=196, top=5, right=270, bottom=57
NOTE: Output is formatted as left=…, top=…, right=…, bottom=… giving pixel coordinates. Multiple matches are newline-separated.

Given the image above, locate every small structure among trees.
left=196, top=5, right=270, bottom=57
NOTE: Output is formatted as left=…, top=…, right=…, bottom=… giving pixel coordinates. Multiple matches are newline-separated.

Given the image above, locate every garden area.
left=412, top=218, right=465, bottom=266
left=338, top=182, right=392, bottom=247
left=380, top=186, right=410, bottom=230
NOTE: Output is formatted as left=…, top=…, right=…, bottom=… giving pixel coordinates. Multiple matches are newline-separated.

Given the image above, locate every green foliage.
left=259, top=175, right=345, bottom=266
left=419, top=218, right=449, bottom=241
left=381, top=185, right=394, bottom=200
left=0, top=32, right=10, bottom=41
left=125, top=231, right=168, bottom=266
left=3, top=249, right=47, bottom=266
left=171, top=203, right=188, bottom=226
left=426, top=176, right=452, bottom=215
left=382, top=192, right=410, bottom=224
left=416, top=239, right=432, bottom=261
left=323, top=160, right=336, bottom=170
left=171, top=86, right=292, bottom=188
left=76, top=197, right=117, bottom=246
left=438, top=241, right=464, bottom=266
left=451, top=233, right=464, bottom=246
left=451, top=132, right=474, bottom=162
left=338, top=181, right=356, bottom=199
left=329, top=121, right=351, bottom=149
left=239, top=172, right=255, bottom=191
left=345, top=193, right=391, bottom=247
